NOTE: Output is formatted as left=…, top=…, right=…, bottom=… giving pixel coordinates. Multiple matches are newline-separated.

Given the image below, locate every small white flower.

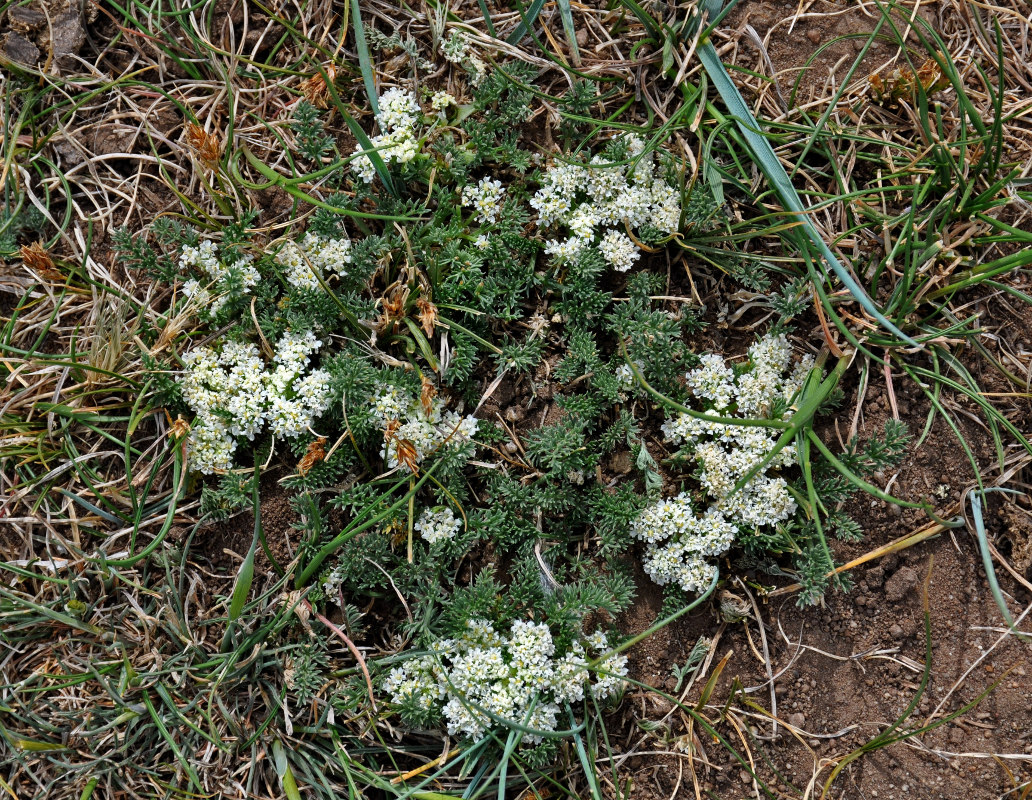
left=301, top=232, right=351, bottom=277
left=351, top=88, right=422, bottom=183
left=370, top=386, right=477, bottom=470
left=351, top=150, right=377, bottom=183
left=415, top=507, right=462, bottom=545
left=186, top=418, right=236, bottom=473
left=178, top=329, right=331, bottom=474
left=276, top=241, right=319, bottom=289
left=599, top=229, right=640, bottom=272
left=543, top=236, right=589, bottom=264
left=430, top=91, right=456, bottom=111
left=530, top=137, right=682, bottom=271
left=686, top=353, right=735, bottom=410
left=182, top=279, right=210, bottom=308
left=636, top=333, right=814, bottom=593
left=375, top=87, right=420, bottom=132
left=382, top=620, right=625, bottom=743
left=178, top=241, right=260, bottom=315
left=440, top=31, right=469, bottom=63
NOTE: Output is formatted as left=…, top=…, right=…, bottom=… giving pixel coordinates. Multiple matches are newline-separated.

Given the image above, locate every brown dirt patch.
left=191, top=468, right=301, bottom=580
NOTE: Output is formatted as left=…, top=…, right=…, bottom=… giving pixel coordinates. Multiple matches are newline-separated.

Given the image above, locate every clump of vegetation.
left=2, top=0, right=1031, bottom=797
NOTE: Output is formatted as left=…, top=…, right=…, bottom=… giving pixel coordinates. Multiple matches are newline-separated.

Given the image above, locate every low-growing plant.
left=4, top=0, right=1031, bottom=796
left=106, top=59, right=936, bottom=761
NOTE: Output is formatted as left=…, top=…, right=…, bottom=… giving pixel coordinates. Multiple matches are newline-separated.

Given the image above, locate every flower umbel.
left=383, top=620, right=628, bottom=744
left=633, top=333, right=816, bottom=593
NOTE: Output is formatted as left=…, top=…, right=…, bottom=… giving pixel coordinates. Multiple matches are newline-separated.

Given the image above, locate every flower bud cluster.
left=180, top=239, right=260, bottom=315
left=633, top=334, right=816, bottom=592
left=275, top=231, right=352, bottom=290
left=429, top=91, right=457, bottom=112
left=370, top=386, right=479, bottom=471
left=179, top=330, right=332, bottom=473
left=531, top=136, right=681, bottom=272
left=440, top=31, right=469, bottom=64
left=631, top=499, right=736, bottom=593
left=383, top=619, right=628, bottom=743
left=352, top=88, right=422, bottom=183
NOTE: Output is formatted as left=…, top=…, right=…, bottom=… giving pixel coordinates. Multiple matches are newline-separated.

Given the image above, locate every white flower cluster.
left=370, top=385, right=478, bottom=470
left=275, top=231, right=352, bottom=290
left=631, top=497, right=734, bottom=593
left=383, top=619, right=628, bottom=743
left=415, top=506, right=462, bottom=545
left=179, top=330, right=332, bottom=473
left=352, top=88, right=421, bottom=183
left=531, top=136, right=682, bottom=272
left=632, top=334, right=815, bottom=593
left=180, top=239, right=260, bottom=315
left=461, top=177, right=505, bottom=224
left=615, top=363, right=636, bottom=389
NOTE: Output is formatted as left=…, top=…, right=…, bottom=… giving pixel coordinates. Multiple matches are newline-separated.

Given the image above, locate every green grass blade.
left=611, top=0, right=661, bottom=39
left=220, top=470, right=263, bottom=652
left=475, top=0, right=496, bottom=37
left=296, top=463, right=442, bottom=586
left=228, top=475, right=261, bottom=623
left=141, top=690, right=202, bottom=791
left=506, top=0, right=547, bottom=45
left=567, top=707, right=602, bottom=800
left=273, top=740, right=304, bottom=800
left=556, top=0, right=580, bottom=66
left=695, top=37, right=918, bottom=347
left=969, top=490, right=1019, bottom=633
left=350, top=0, right=378, bottom=117
left=316, top=63, right=400, bottom=197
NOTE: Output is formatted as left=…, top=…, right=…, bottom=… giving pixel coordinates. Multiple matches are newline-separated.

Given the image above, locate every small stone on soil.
left=884, top=566, right=919, bottom=601
left=609, top=450, right=633, bottom=475
left=2, top=32, right=40, bottom=63
left=7, top=5, right=46, bottom=31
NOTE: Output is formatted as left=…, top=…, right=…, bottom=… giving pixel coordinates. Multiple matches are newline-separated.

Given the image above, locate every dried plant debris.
left=868, top=58, right=951, bottom=106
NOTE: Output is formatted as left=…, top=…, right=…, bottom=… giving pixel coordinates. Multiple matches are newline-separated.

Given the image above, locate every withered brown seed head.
left=20, top=241, right=62, bottom=281
left=420, top=376, right=437, bottom=417
left=301, top=65, right=338, bottom=109
left=393, top=439, right=420, bottom=473
left=186, top=122, right=222, bottom=167
left=168, top=415, right=191, bottom=440
left=416, top=296, right=439, bottom=338
left=376, top=284, right=411, bottom=333
left=298, top=437, right=328, bottom=476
